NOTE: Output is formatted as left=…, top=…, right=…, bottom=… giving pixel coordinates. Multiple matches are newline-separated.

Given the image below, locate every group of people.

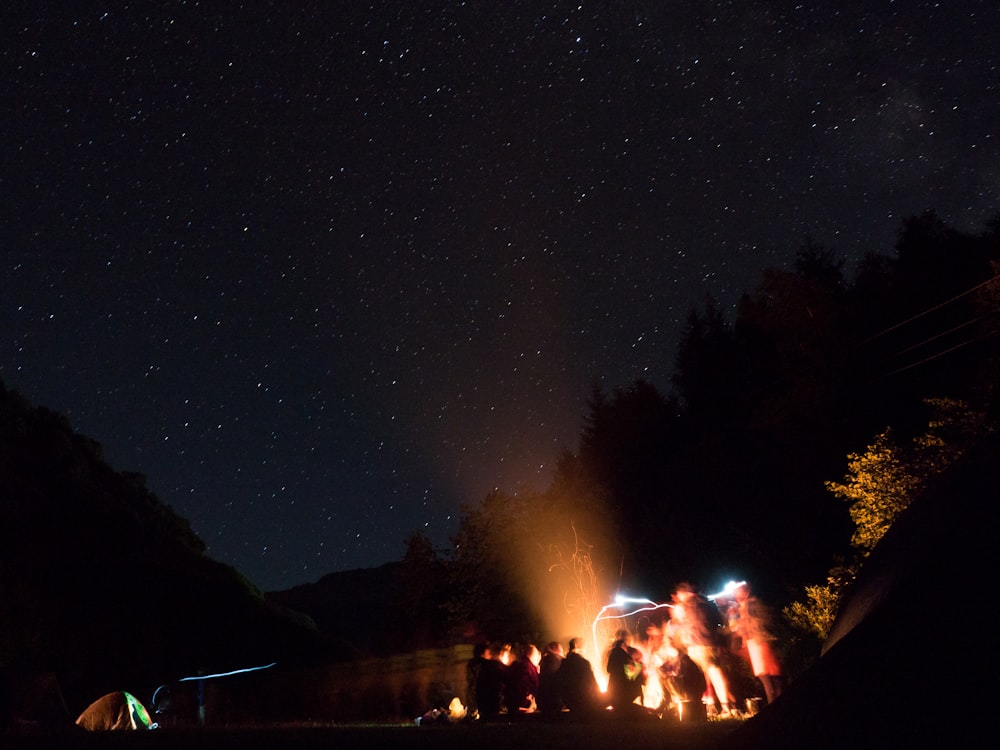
left=465, top=580, right=784, bottom=722
left=466, top=637, right=605, bottom=721
left=635, top=580, right=787, bottom=717
left=640, top=580, right=785, bottom=717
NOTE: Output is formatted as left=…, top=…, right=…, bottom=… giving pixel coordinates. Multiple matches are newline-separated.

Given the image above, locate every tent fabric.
left=75, top=691, right=154, bottom=731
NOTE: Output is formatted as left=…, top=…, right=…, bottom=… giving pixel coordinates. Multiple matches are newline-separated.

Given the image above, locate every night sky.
left=3, top=2, right=998, bottom=592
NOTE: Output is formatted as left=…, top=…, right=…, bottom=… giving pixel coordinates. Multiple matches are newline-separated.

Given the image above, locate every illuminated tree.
left=785, top=398, right=992, bottom=640
left=783, top=562, right=857, bottom=642
left=826, top=430, right=922, bottom=552
left=828, top=398, right=989, bottom=553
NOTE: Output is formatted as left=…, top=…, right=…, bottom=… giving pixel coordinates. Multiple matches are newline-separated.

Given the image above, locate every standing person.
left=504, top=644, right=541, bottom=714
left=729, top=582, right=784, bottom=704
left=605, top=629, right=644, bottom=715
left=558, top=637, right=602, bottom=717
left=671, top=583, right=737, bottom=717
left=536, top=641, right=565, bottom=715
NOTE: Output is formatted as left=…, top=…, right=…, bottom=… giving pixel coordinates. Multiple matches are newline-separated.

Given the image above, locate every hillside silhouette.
left=0, top=383, right=325, bottom=715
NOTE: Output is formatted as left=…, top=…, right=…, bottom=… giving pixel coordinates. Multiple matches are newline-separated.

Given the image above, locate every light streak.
left=594, top=596, right=672, bottom=622
left=583, top=583, right=746, bottom=711
left=706, top=580, right=746, bottom=601
left=589, top=594, right=672, bottom=694
left=178, top=662, right=277, bottom=681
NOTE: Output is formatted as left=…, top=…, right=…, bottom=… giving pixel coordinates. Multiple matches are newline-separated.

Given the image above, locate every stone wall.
left=178, top=645, right=474, bottom=726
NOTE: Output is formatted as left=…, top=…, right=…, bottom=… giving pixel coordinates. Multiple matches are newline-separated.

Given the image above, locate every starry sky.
left=2, top=2, right=998, bottom=592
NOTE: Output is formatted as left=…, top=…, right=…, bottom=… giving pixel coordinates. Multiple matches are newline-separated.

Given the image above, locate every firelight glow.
left=589, top=594, right=672, bottom=694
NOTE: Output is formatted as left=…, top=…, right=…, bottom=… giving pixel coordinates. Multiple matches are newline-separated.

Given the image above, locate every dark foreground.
left=2, top=717, right=744, bottom=750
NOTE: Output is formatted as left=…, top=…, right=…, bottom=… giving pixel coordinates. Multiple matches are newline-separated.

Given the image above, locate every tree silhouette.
left=389, top=531, right=449, bottom=651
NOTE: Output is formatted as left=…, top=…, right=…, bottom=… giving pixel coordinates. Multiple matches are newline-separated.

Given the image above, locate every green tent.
left=75, top=690, right=155, bottom=731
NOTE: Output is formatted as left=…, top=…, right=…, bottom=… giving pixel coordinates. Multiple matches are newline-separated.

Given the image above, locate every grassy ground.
left=3, top=715, right=746, bottom=750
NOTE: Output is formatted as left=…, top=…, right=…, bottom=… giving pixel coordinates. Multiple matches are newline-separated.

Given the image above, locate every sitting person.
left=558, top=637, right=602, bottom=717
left=504, top=644, right=541, bottom=714
left=536, top=641, right=565, bottom=715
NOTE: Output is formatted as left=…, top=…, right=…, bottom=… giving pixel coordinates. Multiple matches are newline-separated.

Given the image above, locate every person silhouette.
left=605, top=629, right=644, bottom=715
left=559, top=637, right=602, bottom=717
